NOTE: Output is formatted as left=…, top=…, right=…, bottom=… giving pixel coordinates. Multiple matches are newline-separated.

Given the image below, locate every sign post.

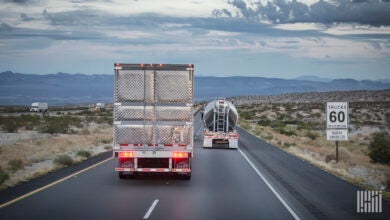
left=326, top=102, right=349, bottom=163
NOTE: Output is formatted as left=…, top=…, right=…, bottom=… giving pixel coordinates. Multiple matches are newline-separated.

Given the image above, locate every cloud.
left=0, top=23, right=12, bottom=31
left=43, top=9, right=101, bottom=26
left=20, top=13, right=34, bottom=21
left=212, top=8, right=232, bottom=17
left=4, top=0, right=30, bottom=3
left=0, top=0, right=389, bottom=80
left=0, top=24, right=105, bottom=42
left=225, top=0, right=390, bottom=26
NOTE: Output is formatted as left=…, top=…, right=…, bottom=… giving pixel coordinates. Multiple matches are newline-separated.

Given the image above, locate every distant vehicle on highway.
left=95, top=102, right=105, bottom=110
left=30, top=102, right=48, bottom=113
left=203, top=98, right=238, bottom=149
left=113, top=63, right=194, bottom=179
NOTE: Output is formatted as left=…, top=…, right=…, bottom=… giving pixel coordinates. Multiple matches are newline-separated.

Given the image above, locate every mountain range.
left=1, top=71, right=389, bottom=105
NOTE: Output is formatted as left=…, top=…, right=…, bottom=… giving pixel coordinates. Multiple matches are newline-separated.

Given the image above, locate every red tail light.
left=118, top=151, right=134, bottom=158
left=173, top=152, right=188, bottom=158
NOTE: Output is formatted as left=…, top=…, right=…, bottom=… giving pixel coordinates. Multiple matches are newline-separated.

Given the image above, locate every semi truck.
left=113, top=63, right=194, bottom=179
left=203, top=99, right=238, bottom=149
left=95, top=103, right=105, bottom=110
left=30, top=102, right=48, bottom=112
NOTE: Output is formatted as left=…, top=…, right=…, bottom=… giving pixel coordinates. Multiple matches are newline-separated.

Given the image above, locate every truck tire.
left=119, top=172, right=136, bottom=179
left=118, top=172, right=126, bottom=179
left=182, top=173, right=191, bottom=180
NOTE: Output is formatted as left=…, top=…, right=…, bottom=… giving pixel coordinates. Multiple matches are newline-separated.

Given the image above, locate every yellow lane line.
left=0, top=156, right=113, bottom=209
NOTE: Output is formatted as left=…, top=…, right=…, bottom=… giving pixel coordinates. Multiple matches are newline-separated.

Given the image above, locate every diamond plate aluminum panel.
left=155, top=71, right=192, bottom=103
left=115, top=106, right=153, bottom=121
left=114, top=125, right=153, bottom=144
left=155, top=106, right=192, bottom=121
left=115, top=70, right=154, bottom=102
left=154, top=125, right=192, bottom=145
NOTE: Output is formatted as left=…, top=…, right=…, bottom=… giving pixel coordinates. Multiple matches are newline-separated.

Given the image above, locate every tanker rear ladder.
left=203, top=99, right=238, bottom=149
left=217, top=100, right=226, bottom=133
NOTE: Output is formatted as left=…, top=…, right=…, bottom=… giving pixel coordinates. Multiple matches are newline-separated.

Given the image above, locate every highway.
left=1, top=112, right=389, bottom=219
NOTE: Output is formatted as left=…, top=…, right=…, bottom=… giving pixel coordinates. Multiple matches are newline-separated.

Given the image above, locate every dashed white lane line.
left=143, top=199, right=159, bottom=219
left=238, top=148, right=301, bottom=220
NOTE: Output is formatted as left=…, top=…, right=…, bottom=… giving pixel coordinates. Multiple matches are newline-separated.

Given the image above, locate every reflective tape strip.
left=116, top=168, right=190, bottom=172
left=118, top=144, right=188, bottom=147
left=117, top=144, right=145, bottom=147
left=115, top=168, right=135, bottom=172
left=137, top=168, right=170, bottom=172
left=162, top=144, right=187, bottom=147
left=172, top=168, right=190, bottom=172
left=228, top=134, right=238, bottom=137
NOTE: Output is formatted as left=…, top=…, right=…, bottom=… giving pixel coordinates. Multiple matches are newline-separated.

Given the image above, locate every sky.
left=0, top=0, right=389, bottom=80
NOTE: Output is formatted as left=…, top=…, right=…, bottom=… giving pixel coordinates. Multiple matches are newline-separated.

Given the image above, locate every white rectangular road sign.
left=327, top=129, right=348, bottom=141
left=326, top=102, right=348, bottom=129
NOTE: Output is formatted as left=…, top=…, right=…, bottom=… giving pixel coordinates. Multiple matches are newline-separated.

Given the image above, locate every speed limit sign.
left=326, top=102, right=349, bottom=159
left=326, top=102, right=348, bottom=129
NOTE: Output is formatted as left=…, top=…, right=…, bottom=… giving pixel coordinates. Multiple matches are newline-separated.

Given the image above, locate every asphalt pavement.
left=0, top=112, right=389, bottom=220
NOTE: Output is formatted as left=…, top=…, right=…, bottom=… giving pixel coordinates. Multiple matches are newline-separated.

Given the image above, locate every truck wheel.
left=183, top=173, right=191, bottom=180
left=118, top=172, right=126, bottom=179
left=128, top=173, right=136, bottom=179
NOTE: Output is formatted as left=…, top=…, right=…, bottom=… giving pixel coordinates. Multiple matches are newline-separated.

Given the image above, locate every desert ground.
left=0, top=106, right=113, bottom=189
left=231, top=90, right=390, bottom=196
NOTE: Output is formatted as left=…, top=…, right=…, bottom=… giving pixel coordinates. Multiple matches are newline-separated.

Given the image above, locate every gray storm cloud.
left=0, top=23, right=12, bottom=31
left=221, top=0, right=390, bottom=26
left=20, top=13, right=34, bottom=21
left=4, top=0, right=30, bottom=3
left=43, top=9, right=101, bottom=26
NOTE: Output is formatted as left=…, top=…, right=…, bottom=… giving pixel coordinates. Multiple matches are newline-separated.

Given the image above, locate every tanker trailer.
left=203, top=98, right=238, bottom=148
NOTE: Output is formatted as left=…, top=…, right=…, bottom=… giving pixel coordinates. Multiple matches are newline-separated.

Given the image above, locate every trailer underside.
left=115, top=151, right=192, bottom=179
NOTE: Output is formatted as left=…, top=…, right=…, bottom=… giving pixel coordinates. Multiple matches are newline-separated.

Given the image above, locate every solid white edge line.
left=238, top=148, right=301, bottom=220
left=143, top=199, right=159, bottom=219
left=0, top=156, right=113, bottom=209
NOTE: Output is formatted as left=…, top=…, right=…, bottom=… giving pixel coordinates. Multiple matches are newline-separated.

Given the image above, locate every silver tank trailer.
left=203, top=99, right=238, bottom=133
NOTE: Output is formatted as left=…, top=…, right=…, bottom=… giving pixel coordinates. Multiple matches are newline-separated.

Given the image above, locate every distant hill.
left=293, top=75, right=333, bottom=82
left=195, top=76, right=390, bottom=100
left=229, top=90, right=390, bottom=105
left=0, top=71, right=389, bottom=105
left=0, top=71, right=113, bottom=105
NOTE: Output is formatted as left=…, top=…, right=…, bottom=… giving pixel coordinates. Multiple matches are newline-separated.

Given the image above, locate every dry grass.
left=0, top=123, right=112, bottom=189
left=237, top=102, right=390, bottom=196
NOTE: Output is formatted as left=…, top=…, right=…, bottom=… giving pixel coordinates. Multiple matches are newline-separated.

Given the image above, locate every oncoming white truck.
left=95, top=103, right=105, bottom=110
left=30, top=102, right=48, bottom=112
left=113, top=63, right=194, bottom=179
